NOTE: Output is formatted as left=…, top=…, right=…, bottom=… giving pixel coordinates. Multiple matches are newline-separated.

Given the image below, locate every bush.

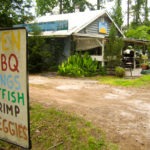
left=115, top=67, right=125, bottom=78
left=28, top=37, right=64, bottom=73
left=99, top=66, right=107, bottom=75
left=58, top=53, right=101, bottom=77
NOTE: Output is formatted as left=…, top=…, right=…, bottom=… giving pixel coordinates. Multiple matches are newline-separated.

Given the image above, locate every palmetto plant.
left=58, top=53, right=99, bottom=77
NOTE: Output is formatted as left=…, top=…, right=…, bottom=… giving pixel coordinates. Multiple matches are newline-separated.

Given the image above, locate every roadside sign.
left=0, top=28, right=31, bottom=149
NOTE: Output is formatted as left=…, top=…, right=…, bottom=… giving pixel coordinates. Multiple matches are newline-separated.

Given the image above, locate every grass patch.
left=98, top=75, right=150, bottom=87
left=0, top=104, right=118, bottom=150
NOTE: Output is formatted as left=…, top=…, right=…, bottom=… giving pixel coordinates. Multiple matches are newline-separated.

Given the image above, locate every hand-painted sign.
left=99, top=22, right=108, bottom=34
left=0, top=28, right=31, bottom=149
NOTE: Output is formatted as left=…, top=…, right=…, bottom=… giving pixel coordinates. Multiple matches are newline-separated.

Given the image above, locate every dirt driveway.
left=29, top=74, right=150, bottom=150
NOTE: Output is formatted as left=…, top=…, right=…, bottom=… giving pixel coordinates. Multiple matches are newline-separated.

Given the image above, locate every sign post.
left=0, top=28, right=31, bottom=149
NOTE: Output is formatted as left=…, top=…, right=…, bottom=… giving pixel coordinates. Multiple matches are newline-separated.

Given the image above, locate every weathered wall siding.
left=79, top=15, right=117, bottom=36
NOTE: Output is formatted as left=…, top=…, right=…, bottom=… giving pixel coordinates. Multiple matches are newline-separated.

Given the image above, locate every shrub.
left=99, top=66, right=107, bottom=76
left=28, top=37, right=64, bottom=73
left=58, top=53, right=100, bottom=77
left=115, top=66, right=125, bottom=78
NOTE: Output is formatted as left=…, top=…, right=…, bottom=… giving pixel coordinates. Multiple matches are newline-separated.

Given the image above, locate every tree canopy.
left=35, top=0, right=57, bottom=15
left=127, top=0, right=150, bottom=27
left=0, top=0, right=33, bottom=27
left=105, top=25, right=124, bottom=69
left=35, top=0, right=94, bottom=15
left=112, top=0, right=123, bottom=28
left=125, top=25, right=150, bottom=40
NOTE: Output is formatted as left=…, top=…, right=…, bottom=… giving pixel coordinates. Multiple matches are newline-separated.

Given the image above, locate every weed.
left=0, top=104, right=117, bottom=150
left=98, top=75, right=150, bottom=87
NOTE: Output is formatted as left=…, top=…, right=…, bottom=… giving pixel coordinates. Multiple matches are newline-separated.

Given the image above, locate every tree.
left=144, top=0, right=149, bottom=25
left=28, top=24, right=65, bottom=73
left=97, top=0, right=100, bottom=10
left=71, top=0, right=94, bottom=12
left=131, top=0, right=144, bottom=26
left=127, top=0, right=132, bottom=28
left=105, top=25, right=124, bottom=71
left=0, top=0, right=33, bottom=27
left=126, top=0, right=150, bottom=27
left=36, top=0, right=57, bottom=15
left=36, top=0, right=94, bottom=15
left=97, top=0, right=104, bottom=10
left=112, top=0, right=123, bottom=28
left=125, top=25, right=150, bottom=40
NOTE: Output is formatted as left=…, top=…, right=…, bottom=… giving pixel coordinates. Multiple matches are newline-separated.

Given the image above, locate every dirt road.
left=29, top=74, right=150, bottom=150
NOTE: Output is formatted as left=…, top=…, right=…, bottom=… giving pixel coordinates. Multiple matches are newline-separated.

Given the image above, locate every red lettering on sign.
left=1, top=54, right=7, bottom=71
left=0, top=54, right=19, bottom=72
left=9, top=54, right=19, bottom=72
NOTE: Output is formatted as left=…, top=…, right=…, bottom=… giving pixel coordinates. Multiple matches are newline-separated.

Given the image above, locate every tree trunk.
left=97, top=0, right=100, bottom=10
left=59, top=0, right=63, bottom=14
left=144, top=0, right=148, bottom=23
left=127, top=0, right=130, bottom=27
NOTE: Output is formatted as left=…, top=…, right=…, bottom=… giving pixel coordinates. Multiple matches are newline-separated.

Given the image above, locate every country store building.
left=15, top=10, right=150, bottom=73
left=15, top=10, right=124, bottom=65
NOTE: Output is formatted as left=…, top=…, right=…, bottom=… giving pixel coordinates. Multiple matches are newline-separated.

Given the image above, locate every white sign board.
left=0, top=28, right=30, bottom=149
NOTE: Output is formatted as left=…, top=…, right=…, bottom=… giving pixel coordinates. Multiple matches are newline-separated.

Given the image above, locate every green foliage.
left=124, top=0, right=150, bottom=27
left=71, top=0, right=94, bottom=12
left=132, top=0, right=145, bottom=25
left=29, top=24, right=43, bottom=36
left=112, top=0, right=123, bottom=28
left=58, top=53, right=105, bottom=77
left=28, top=37, right=64, bottom=73
left=36, top=0, right=57, bottom=16
left=88, top=136, right=106, bottom=149
left=105, top=25, right=124, bottom=69
left=0, top=0, right=33, bottom=27
left=99, top=66, right=107, bottom=76
left=36, top=0, right=93, bottom=15
left=28, top=26, right=64, bottom=73
left=115, top=67, right=125, bottom=78
left=126, top=0, right=150, bottom=26
left=28, top=36, right=51, bottom=73
left=125, top=25, right=150, bottom=40
left=0, top=104, right=116, bottom=149
left=98, top=75, right=150, bottom=87
left=144, top=0, right=149, bottom=24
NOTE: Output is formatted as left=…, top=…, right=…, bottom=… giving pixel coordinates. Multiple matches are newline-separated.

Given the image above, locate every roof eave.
left=72, top=33, right=105, bottom=39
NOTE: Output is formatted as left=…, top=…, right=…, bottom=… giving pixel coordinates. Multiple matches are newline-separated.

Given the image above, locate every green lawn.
left=98, top=75, right=150, bottom=87
left=0, top=104, right=118, bottom=150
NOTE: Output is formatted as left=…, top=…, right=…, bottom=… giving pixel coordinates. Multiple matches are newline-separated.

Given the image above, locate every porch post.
left=101, top=39, right=105, bottom=67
